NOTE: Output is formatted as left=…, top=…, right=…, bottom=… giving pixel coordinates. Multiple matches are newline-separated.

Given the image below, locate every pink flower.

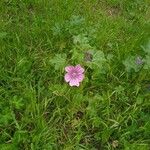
left=64, top=64, right=84, bottom=87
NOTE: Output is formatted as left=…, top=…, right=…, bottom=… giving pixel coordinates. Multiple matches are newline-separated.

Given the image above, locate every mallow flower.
left=64, top=64, right=84, bottom=87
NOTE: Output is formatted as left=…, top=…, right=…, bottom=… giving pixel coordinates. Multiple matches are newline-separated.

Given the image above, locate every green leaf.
left=101, top=129, right=111, bottom=143
left=73, top=34, right=89, bottom=45
left=52, top=23, right=62, bottom=36
left=0, top=108, right=13, bottom=126
left=115, top=85, right=125, bottom=94
left=136, top=96, right=143, bottom=105
left=123, top=55, right=141, bottom=72
left=107, top=53, right=114, bottom=60
left=50, top=54, right=67, bottom=70
left=143, top=55, right=150, bottom=70
left=92, top=51, right=106, bottom=66
left=0, top=32, right=7, bottom=39
left=141, top=40, right=150, bottom=54
left=12, top=130, right=29, bottom=145
left=71, top=48, right=84, bottom=63
left=11, top=96, right=24, bottom=110
left=0, top=144, right=15, bottom=150
left=73, top=34, right=91, bottom=49
left=69, top=15, right=85, bottom=26
left=91, top=50, right=107, bottom=73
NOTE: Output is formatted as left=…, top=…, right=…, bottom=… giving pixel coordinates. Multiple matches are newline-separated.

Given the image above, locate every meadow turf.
left=0, top=0, right=150, bottom=149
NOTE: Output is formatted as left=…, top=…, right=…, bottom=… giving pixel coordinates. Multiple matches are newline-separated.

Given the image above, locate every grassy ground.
left=0, top=0, right=150, bottom=149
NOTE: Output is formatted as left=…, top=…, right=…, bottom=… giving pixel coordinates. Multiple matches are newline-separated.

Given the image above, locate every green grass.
left=0, top=0, right=150, bottom=149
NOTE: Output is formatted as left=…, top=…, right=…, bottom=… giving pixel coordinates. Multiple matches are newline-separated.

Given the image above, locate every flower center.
left=72, top=72, right=77, bottom=78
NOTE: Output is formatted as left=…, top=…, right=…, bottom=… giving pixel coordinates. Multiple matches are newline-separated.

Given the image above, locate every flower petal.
left=75, top=65, right=84, bottom=73
left=77, top=74, right=84, bottom=82
left=64, top=73, right=71, bottom=82
left=65, top=66, right=74, bottom=72
left=69, top=79, right=80, bottom=87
